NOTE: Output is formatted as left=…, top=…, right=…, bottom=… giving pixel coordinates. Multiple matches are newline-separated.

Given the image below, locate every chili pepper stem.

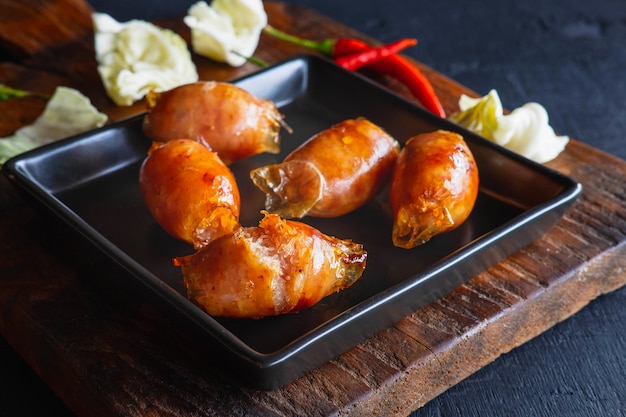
left=230, top=51, right=269, bottom=67
left=0, top=84, right=50, bottom=101
left=263, top=25, right=336, bottom=56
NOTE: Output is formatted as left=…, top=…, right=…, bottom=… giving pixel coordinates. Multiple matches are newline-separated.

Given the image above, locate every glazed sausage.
left=142, top=81, right=284, bottom=164
left=389, top=130, right=479, bottom=248
left=250, top=118, right=399, bottom=218
left=139, top=139, right=240, bottom=249
left=174, top=212, right=367, bottom=318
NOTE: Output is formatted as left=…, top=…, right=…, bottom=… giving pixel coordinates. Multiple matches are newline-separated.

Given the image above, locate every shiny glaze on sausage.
left=142, top=81, right=284, bottom=164
left=389, top=130, right=479, bottom=248
left=174, top=212, right=367, bottom=318
left=139, top=139, right=240, bottom=249
left=250, top=118, right=399, bottom=218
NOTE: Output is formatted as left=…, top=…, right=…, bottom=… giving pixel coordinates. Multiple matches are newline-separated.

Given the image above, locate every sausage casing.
left=250, top=118, right=399, bottom=218
left=174, top=212, right=367, bottom=318
left=139, top=139, right=240, bottom=249
left=142, top=81, right=283, bottom=164
left=389, top=130, right=479, bottom=248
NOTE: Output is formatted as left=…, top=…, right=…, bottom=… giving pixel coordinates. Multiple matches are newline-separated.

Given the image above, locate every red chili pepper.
left=334, top=38, right=417, bottom=71
left=263, top=26, right=446, bottom=118
left=333, top=38, right=446, bottom=118
left=331, top=38, right=379, bottom=57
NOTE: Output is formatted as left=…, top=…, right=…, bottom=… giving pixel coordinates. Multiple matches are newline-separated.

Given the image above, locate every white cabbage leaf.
left=184, top=0, right=267, bottom=67
left=0, top=86, right=108, bottom=165
left=450, top=89, right=569, bottom=163
left=93, top=13, right=198, bottom=106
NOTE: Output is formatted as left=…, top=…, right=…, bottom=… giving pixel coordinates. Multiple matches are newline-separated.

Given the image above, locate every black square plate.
left=3, top=54, right=581, bottom=389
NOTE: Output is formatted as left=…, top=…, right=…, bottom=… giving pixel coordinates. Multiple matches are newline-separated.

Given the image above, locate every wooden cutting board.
left=1, top=1, right=625, bottom=416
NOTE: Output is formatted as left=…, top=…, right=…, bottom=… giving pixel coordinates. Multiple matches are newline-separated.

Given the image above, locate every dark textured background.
left=2, top=0, right=625, bottom=416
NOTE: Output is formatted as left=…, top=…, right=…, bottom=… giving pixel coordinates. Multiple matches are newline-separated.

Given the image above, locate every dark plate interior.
left=3, top=54, right=581, bottom=389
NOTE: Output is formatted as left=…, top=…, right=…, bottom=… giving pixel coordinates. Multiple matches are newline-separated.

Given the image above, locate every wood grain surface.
left=1, top=1, right=625, bottom=416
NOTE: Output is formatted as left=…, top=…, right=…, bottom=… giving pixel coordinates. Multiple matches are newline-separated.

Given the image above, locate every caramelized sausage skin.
left=174, top=212, right=367, bottom=319
left=139, top=139, right=240, bottom=249
left=142, top=81, right=283, bottom=164
left=250, top=118, right=399, bottom=218
left=389, top=130, right=479, bottom=248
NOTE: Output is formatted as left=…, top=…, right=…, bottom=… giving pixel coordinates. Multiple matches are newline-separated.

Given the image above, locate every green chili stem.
left=0, top=84, right=50, bottom=101
left=231, top=51, right=269, bottom=67
left=0, top=84, right=29, bottom=101
left=263, top=25, right=336, bottom=56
